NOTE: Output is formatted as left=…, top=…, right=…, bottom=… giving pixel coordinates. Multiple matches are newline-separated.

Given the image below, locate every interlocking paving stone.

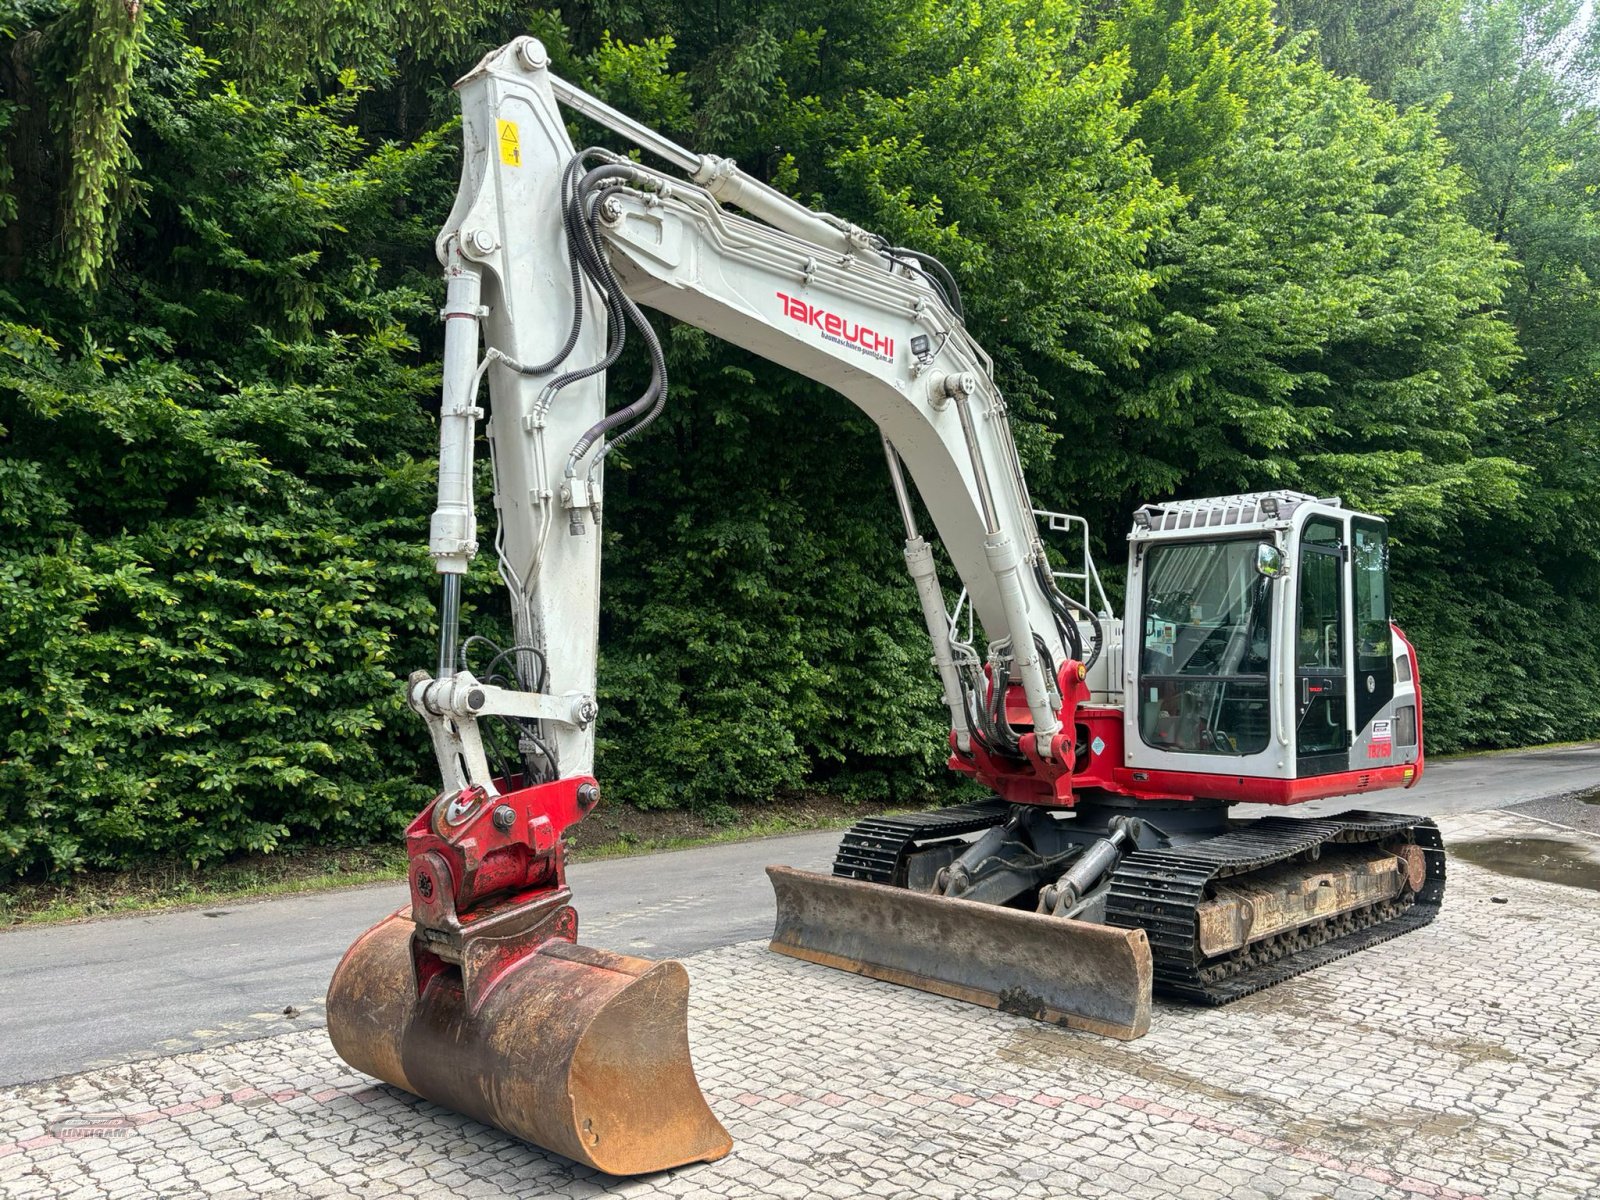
left=2, top=811, right=1598, bottom=1199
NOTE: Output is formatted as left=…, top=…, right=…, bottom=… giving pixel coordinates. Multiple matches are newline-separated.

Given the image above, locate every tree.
left=1389, top=0, right=1600, bottom=745
left=1, top=0, right=146, bottom=289
left=1277, top=0, right=1453, bottom=96
left=592, top=0, right=1182, bottom=811
left=0, top=12, right=453, bottom=875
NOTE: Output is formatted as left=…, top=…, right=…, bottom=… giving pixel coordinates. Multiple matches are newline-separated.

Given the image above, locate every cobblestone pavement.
left=3, top=809, right=1598, bottom=1200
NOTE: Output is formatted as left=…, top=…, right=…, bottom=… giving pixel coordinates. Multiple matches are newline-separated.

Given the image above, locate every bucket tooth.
left=328, top=910, right=732, bottom=1176
left=767, top=865, right=1152, bottom=1040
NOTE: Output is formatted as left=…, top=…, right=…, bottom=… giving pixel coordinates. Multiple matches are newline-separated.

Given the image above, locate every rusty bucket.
left=327, top=909, right=733, bottom=1175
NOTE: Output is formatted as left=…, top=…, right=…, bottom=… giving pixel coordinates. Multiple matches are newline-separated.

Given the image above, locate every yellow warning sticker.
left=497, top=119, right=522, bottom=167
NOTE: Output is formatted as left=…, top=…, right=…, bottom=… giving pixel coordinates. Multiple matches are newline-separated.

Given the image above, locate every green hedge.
left=3, top=0, right=1597, bottom=879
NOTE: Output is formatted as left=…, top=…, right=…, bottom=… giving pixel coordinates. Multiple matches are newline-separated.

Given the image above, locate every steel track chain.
left=830, top=799, right=1011, bottom=884
left=1105, top=810, right=1446, bottom=1004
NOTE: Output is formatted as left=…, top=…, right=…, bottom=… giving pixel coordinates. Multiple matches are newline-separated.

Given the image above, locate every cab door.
left=1350, top=519, right=1395, bottom=736
left=1294, top=516, right=1350, bottom=776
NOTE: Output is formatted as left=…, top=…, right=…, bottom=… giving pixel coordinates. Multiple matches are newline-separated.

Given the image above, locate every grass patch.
left=0, top=795, right=911, bottom=927
left=1431, top=738, right=1600, bottom=761
left=0, top=844, right=411, bottom=927
left=566, top=806, right=887, bottom=862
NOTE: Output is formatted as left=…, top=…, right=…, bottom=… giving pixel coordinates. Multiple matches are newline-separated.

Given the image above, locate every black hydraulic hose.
left=543, top=176, right=635, bottom=399
left=1059, top=590, right=1104, bottom=672
left=1035, top=557, right=1103, bottom=671
left=1055, top=595, right=1085, bottom=663
left=589, top=324, right=668, bottom=473
left=521, top=728, right=559, bottom=783
left=988, top=654, right=1021, bottom=755
left=484, top=643, right=550, bottom=694
left=523, top=161, right=645, bottom=416
left=493, top=152, right=620, bottom=381
left=956, top=667, right=996, bottom=758
left=456, top=633, right=499, bottom=674
left=890, top=246, right=965, bottom=321
left=458, top=635, right=550, bottom=694
left=564, top=183, right=668, bottom=477
left=962, top=843, right=1080, bottom=884
left=1035, top=559, right=1083, bottom=663
left=549, top=186, right=636, bottom=405
left=1033, top=632, right=1058, bottom=694
left=588, top=192, right=672, bottom=469
left=499, top=155, right=591, bottom=378
left=954, top=651, right=996, bottom=757
left=458, top=633, right=561, bottom=784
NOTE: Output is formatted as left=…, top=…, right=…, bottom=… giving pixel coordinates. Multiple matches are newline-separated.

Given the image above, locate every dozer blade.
left=767, top=865, right=1153, bottom=1040
left=327, top=909, right=732, bottom=1176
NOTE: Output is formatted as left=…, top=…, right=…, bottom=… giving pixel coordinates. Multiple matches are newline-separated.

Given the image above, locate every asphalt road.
left=2, top=744, right=1595, bottom=1086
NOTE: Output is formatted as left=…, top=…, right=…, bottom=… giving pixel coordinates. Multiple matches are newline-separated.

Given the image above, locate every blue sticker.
left=1091, top=736, right=1106, bottom=756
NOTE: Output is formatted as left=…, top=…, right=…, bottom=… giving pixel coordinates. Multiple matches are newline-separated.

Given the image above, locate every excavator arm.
left=328, top=37, right=1120, bottom=1174
left=414, top=37, right=1109, bottom=809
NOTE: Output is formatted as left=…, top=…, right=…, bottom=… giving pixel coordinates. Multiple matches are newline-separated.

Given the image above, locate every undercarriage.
left=769, top=800, right=1445, bottom=1026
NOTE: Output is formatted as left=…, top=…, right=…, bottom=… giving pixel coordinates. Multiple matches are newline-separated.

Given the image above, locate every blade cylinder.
left=328, top=910, right=732, bottom=1175
left=767, top=865, right=1152, bottom=1040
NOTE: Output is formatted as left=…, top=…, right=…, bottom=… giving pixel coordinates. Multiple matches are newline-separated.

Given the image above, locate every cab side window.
left=1352, top=520, right=1394, bottom=731
left=1296, top=517, right=1347, bottom=762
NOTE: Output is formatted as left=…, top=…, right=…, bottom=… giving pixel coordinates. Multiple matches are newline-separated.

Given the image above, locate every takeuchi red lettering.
left=775, top=292, right=894, bottom=359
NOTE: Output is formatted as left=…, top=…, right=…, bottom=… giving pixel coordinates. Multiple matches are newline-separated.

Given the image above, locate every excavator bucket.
left=767, top=866, right=1153, bottom=1040
left=327, top=908, right=732, bottom=1176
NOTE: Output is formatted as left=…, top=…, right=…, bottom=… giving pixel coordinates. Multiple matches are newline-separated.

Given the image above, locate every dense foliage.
left=2, top=0, right=1596, bottom=876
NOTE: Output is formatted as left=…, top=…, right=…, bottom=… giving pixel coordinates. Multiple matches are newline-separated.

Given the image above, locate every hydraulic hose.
left=1035, top=557, right=1102, bottom=672
left=503, top=155, right=592, bottom=378
left=542, top=169, right=639, bottom=402
left=1059, top=590, right=1104, bottom=672
left=891, top=247, right=965, bottom=321
left=1035, top=559, right=1082, bottom=663
left=493, top=151, right=625, bottom=382
left=563, top=178, right=668, bottom=478
left=987, top=649, right=1022, bottom=756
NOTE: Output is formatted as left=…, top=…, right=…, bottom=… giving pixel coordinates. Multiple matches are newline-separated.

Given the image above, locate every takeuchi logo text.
left=776, top=293, right=894, bottom=362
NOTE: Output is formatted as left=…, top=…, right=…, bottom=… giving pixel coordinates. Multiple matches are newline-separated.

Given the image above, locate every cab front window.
left=1138, top=540, right=1274, bottom=756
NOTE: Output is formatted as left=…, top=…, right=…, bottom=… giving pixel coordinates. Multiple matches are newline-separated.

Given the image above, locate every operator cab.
left=1121, top=491, right=1421, bottom=801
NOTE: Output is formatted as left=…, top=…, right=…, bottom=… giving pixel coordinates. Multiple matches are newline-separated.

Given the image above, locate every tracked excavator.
left=327, top=36, right=1446, bottom=1175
